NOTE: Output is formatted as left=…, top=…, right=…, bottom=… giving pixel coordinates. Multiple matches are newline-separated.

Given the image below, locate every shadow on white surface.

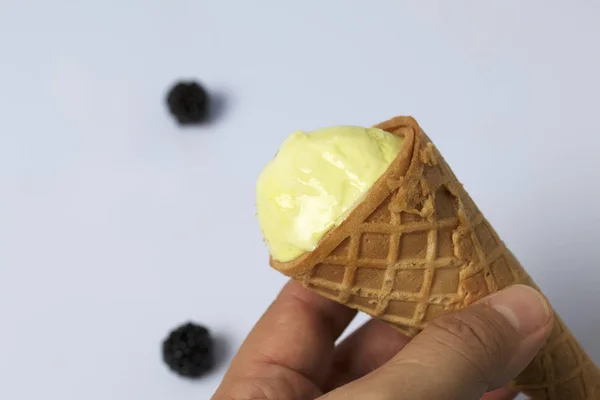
left=208, top=90, right=232, bottom=125
left=212, top=332, right=235, bottom=373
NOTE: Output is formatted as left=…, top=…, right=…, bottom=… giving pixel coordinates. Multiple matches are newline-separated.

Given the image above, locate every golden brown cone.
left=270, top=116, right=600, bottom=399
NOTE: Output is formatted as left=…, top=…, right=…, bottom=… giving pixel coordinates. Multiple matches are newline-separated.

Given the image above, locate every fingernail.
left=489, top=285, right=551, bottom=335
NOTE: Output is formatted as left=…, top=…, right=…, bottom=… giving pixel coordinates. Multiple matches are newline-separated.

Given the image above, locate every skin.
left=212, top=281, right=553, bottom=400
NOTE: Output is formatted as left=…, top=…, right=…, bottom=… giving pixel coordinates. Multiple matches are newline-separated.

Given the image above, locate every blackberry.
left=162, top=322, right=214, bottom=378
left=166, top=81, right=210, bottom=124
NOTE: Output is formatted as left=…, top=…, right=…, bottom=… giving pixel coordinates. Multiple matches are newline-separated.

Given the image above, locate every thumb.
left=322, top=284, right=554, bottom=400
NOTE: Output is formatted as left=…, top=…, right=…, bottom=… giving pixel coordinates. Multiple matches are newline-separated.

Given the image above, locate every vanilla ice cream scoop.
left=256, top=126, right=403, bottom=262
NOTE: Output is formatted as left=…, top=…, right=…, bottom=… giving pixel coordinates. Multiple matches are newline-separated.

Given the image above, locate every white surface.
left=1, top=1, right=599, bottom=399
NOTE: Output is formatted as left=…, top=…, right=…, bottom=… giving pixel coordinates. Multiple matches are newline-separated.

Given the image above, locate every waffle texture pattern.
left=270, top=116, right=600, bottom=399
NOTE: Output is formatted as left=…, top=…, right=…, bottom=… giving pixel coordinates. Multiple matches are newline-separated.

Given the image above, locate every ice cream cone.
left=270, top=116, right=600, bottom=399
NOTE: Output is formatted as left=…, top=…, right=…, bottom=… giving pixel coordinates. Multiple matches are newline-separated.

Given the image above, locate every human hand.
left=212, top=281, right=553, bottom=400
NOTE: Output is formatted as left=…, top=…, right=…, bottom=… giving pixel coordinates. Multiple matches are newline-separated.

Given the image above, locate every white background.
left=1, top=1, right=599, bottom=399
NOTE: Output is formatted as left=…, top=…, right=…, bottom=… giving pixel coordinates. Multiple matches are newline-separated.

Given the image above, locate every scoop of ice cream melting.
left=256, top=125, right=403, bottom=262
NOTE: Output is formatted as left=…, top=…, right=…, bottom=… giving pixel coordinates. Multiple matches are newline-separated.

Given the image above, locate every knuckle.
left=427, top=306, right=518, bottom=382
left=215, top=372, right=319, bottom=400
left=217, top=377, right=290, bottom=400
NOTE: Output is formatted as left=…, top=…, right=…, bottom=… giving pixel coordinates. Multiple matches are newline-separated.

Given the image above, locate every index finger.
left=214, top=280, right=356, bottom=398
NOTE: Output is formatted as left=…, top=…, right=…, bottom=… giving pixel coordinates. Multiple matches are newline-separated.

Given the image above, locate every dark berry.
left=162, top=322, right=214, bottom=378
left=166, top=81, right=210, bottom=124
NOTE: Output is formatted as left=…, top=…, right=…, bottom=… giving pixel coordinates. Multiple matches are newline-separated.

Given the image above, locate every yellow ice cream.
left=256, top=126, right=403, bottom=262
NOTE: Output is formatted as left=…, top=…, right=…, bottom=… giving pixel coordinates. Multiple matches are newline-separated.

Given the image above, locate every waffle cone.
left=270, top=116, right=600, bottom=399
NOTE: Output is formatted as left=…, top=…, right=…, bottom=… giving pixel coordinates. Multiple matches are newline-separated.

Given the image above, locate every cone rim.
left=269, top=116, right=421, bottom=276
